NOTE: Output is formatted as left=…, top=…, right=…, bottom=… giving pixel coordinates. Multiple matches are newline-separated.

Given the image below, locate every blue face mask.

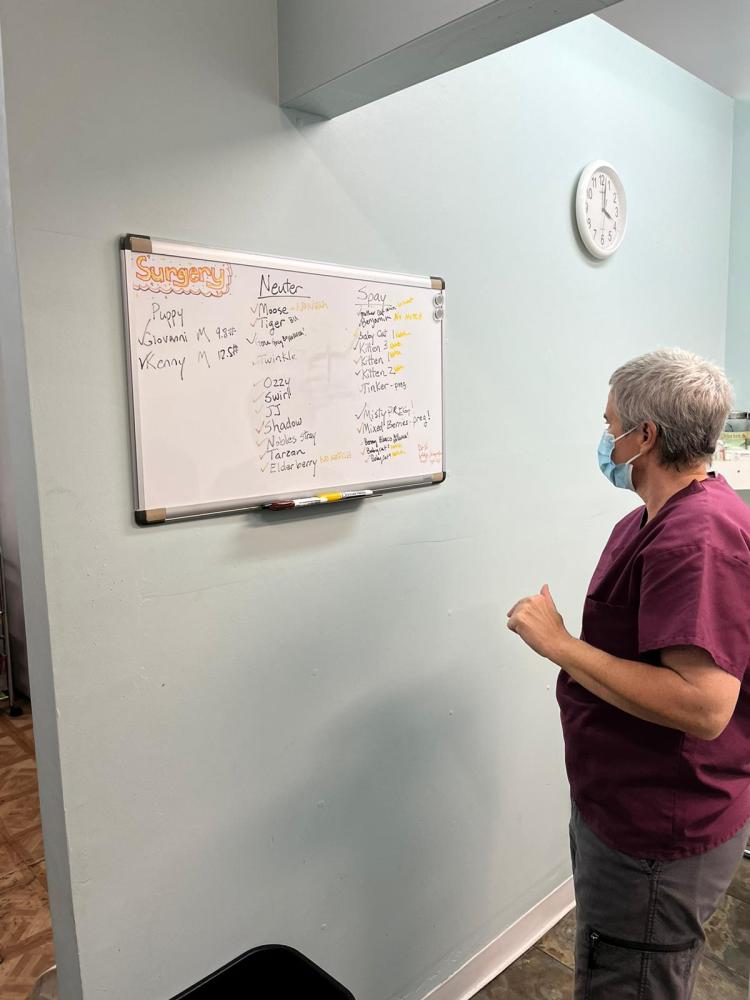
left=598, top=427, right=642, bottom=491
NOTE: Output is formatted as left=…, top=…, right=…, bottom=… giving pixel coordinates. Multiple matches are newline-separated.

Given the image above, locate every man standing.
left=508, top=349, right=750, bottom=999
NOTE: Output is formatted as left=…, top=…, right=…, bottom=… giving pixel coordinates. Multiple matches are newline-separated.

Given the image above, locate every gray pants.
left=569, top=801, right=750, bottom=999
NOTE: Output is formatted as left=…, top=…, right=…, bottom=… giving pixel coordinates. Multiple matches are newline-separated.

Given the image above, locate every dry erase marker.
left=263, top=497, right=321, bottom=510
left=317, top=490, right=373, bottom=502
left=263, top=490, right=373, bottom=510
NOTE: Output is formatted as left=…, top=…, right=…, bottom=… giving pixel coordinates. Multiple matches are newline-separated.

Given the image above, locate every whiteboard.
left=120, top=236, right=445, bottom=523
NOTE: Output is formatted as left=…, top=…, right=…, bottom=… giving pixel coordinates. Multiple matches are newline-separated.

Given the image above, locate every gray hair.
left=609, top=348, right=733, bottom=470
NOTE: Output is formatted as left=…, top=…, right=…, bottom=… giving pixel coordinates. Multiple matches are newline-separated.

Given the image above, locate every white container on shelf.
left=711, top=456, right=750, bottom=491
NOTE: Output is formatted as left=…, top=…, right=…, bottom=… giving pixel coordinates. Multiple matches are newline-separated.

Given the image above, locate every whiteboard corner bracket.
left=135, top=508, right=166, bottom=526
left=122, top=234, right=153, bottom=253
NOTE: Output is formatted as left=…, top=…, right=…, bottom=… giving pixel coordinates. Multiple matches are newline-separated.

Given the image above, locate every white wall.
left=278, top=0, right=489, bottom=102
left=726, top=100, right=750, bottom=408
left=0, top=4, right=733, bottom=999
left=278, top=0, right=622, bottom=116
left=599, top=0, right=750, bottom=101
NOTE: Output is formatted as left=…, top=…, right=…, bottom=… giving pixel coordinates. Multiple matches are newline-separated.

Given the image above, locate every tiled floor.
left=0, top=698, right=748, bottom=1000
left=475, top=856, right=750, bottom=999
left=0, top=700, right=55, bottom=999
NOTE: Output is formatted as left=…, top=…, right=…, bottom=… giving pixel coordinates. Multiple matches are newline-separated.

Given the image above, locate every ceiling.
left=598, top=0, right=750, bottom=100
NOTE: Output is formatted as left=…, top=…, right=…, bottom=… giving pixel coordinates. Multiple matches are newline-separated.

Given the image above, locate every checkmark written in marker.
left=261, top=463, right=268, bottom=473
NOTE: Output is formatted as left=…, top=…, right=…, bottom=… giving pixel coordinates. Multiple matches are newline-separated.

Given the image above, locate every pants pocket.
left=585, top=928, right=699, bottom=1000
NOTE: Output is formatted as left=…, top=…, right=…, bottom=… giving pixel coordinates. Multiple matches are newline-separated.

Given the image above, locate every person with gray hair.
left=508, top=348, right=750, bottom=999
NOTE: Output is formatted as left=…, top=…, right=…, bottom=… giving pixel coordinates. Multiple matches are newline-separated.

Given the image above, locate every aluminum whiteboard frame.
left=120, top=234, right=446, bottom=524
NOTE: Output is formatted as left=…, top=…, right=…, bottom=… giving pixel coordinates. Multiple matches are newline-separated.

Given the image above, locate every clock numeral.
left=600, top=234, right=605, bottom=246
left=608, top=232, right=613, bottom=243
left=615, top=206, right=619, bottom=218
left=593, top=230, right=597, bottom=239
left=587, top=218, right=591, bottom=228
left=613, top=193, right=618, bottom=203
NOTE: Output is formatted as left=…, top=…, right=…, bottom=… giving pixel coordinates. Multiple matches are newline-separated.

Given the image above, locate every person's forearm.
left=551, top=635, right=714, bottom=738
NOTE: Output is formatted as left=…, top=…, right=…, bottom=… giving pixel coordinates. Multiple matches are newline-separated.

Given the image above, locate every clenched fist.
left=507, top=585, right=571, bottom=661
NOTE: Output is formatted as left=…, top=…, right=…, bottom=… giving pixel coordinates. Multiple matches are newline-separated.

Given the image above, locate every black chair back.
left=170, top=944, right=356, bottom=998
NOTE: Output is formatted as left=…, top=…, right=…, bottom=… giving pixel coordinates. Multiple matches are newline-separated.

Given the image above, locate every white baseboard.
left=421, top=877, right=575, bottom=1000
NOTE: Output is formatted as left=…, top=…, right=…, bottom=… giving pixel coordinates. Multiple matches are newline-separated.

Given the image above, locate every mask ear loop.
left=624, top=424, right=649, bottom=467
left=612, top=427, right=636, bottom=444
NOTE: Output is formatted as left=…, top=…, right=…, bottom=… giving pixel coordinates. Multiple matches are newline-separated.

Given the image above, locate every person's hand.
left=507, top=585, right=571, bottom=661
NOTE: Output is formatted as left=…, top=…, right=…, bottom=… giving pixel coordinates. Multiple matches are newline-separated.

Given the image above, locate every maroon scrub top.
left=557, top=473, right=750, bottom=860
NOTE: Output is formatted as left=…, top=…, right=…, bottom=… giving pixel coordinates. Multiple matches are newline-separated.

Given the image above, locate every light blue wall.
left=0, top=27, right=81, bottom=997
left=0, top=4, right=734, bottom=999
left=726, top=100, right=750, bottom=409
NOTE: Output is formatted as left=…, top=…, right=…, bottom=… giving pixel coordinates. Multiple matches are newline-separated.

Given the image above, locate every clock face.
left=576, top=161, right=627, bottom=259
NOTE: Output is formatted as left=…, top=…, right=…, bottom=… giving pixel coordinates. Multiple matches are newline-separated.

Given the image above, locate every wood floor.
left=0, top=701, right=54, bottom=999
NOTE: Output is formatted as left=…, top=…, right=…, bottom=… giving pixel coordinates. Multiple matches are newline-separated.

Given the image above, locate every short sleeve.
left=638, top=544, right=750, bottom=680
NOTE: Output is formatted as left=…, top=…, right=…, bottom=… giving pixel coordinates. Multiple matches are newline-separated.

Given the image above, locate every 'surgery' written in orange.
left=132, top=255, right=232, bottom=297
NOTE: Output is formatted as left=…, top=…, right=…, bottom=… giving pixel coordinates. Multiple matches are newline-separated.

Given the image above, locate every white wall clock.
left=575, top=160, right=628, bottom=259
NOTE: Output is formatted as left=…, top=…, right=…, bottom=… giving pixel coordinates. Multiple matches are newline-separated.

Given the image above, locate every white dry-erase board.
left=120, top=235, right=445, bottom=523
